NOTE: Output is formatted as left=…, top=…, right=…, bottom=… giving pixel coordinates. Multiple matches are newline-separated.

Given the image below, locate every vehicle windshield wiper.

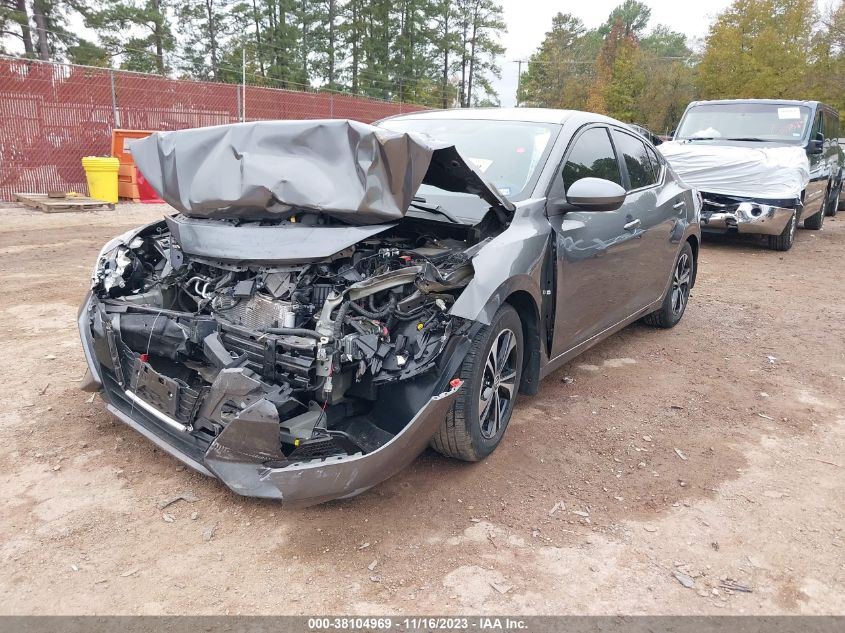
left=684, top=136, right=717, bottom=141
left=408, top=196, right=460, bottom=224
left=723, top=137, right=767, bottom=142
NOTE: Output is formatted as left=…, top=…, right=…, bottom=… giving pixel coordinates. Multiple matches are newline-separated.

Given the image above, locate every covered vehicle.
left=79, top=110, right=700, bottom=506
left=663, top=99, right=844, bottom=251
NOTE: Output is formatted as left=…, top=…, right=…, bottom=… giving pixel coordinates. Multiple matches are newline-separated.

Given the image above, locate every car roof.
left=688, top=98, right=826, bottom=109
left=383, top=107, right=619, bottom=126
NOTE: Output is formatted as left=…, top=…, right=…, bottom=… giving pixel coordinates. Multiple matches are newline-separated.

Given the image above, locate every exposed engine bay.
left=88, top=214, right=494, bottom=464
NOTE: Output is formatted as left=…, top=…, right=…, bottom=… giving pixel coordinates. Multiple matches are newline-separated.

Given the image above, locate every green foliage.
left=453, top=0, right=506, bottom=107
left=13, top=0, right=845, bottom=118
left=603, top=35, right=645, bottom=122
left=521, top=2, right=689, bottom=131
left=85, top=0, right=175, bottom=74
left=641, top=25, right=690, bottom=58
left=3, top=0, right=505, bottom=107
left=810, top=1, right=845, bottom=113
left=66, top=38, right=110, bottom=66
left=174, top=0, right=235, bottom=80
left=698, top=0, right=816, bottom=99
left=518, top=13, right=598, bottom=109
left=599, top=0, right=651, bottom=37
left=0, top=1, right=35, bottom=56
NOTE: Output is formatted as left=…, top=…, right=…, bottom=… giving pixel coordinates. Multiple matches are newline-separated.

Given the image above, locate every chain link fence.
left=0, top=56, right=425, bottom=201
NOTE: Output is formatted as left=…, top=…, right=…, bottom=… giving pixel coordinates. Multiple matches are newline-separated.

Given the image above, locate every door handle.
left=624, top=219, right=641, bottom=230
left=673, top=200, right=686, bottom=210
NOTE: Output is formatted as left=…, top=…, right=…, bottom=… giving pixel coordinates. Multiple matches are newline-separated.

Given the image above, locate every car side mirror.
left=565, top=177, right=627, bottom=212
left=669, top=129, right=676, bottom=140
left=809, top=132, right=824, bottom=154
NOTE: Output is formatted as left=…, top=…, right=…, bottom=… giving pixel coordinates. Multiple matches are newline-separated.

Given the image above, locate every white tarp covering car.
left=658, top=141, right=810, bottom=200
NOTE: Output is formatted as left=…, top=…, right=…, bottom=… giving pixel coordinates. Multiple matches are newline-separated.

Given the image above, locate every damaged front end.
left=79, top=215, right=493, bottom=504
left=699, top=193, right=799, bottom=235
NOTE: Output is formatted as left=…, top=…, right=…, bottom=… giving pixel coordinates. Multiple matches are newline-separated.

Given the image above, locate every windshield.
left=379, top=118, right=558, bottom=205
left=675, top=103, right=812, bottom=143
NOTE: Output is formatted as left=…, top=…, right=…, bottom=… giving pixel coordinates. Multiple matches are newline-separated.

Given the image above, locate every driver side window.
left=561, top=127, right=623, bottom=193
left=811, top=112, right=822, bottom=139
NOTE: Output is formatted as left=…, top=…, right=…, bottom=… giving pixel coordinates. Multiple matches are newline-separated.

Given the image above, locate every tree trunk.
left=32, top=0, right=49, bottom=61
left=15, top=0, right=34, bottom=57
left=267, top=0, right=277, bottom=71
left=205, top=0, right=219, bottom=79
left=252, top=0, right=265, bottom=76
left=151, top=0, right=165, bottom=74
left=459, top=20, right=469, bottom=107
left=301, top=0, right=307, bottom=82
left=467, top=1, right=480, bottom=107
left=327, top=0, right=335, bottom=86
left=441, top=8, right=449, bottom=109
left=279, top=0, right=287, bottom=86
left=351, top=0, right=359, bottom=93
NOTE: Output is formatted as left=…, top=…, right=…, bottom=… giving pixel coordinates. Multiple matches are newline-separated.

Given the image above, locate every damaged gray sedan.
left=79, top=110, right=700, bottom=505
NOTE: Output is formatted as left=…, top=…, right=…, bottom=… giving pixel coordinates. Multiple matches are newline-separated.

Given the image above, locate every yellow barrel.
left=81, top=156, right=120, bottom=203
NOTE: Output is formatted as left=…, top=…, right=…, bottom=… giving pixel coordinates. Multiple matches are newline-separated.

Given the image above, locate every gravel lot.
left=1, top=203, right=843, bottom=615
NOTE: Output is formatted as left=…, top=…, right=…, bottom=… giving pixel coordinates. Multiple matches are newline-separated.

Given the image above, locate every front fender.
left=450, top=200, right=549, bottom=325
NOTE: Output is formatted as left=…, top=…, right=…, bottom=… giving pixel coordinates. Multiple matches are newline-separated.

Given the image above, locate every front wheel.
left=767, top=210, right=797, bottom=251
left=642, top=242, right=694, bottom=329
left=431, top=304, right=523, bottom=462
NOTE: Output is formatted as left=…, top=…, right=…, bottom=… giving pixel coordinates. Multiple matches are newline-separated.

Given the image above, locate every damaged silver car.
left=79, top=111, right=701, bottom=505
left=663, top=99, right=844, bottom=251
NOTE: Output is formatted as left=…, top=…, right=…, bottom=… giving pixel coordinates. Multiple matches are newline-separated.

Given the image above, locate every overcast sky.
left=493, top=0, right=734, bottom=106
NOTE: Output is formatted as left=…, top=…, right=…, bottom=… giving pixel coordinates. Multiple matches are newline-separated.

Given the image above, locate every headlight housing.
left=91, top=229, right=142, bottom=290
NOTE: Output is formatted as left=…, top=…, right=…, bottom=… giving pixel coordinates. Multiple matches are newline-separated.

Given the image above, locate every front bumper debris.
left=78, top=292, right=462, bottom=506
left=700, top=200, right=794, bottom=236
left=202, top=385, right=459, bottom=504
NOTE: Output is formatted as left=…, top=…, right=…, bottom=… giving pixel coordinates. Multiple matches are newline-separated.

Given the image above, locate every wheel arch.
left=685, top=234, right=699, bottom=288
left=504, top=290, right=541, bottom=397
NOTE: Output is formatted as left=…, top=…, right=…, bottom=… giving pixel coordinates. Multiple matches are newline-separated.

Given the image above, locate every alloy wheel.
left=478, top=328, right=518, bottom=439
left=671, top=253, right=692, bottom=318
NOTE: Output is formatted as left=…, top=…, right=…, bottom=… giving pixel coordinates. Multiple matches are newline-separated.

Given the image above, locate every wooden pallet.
left=14, top=193, right=115, bottom=213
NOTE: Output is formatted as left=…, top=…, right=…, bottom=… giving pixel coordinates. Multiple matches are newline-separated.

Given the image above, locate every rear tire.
left=825, top=183, right=839, bottom=217
left=803, top=206, right=825, bottom=230
left=431, top=304, right=523, bottom=462
left=767, top=210, right=797, bottom=250
left=642, top=242, right=694, bottom=329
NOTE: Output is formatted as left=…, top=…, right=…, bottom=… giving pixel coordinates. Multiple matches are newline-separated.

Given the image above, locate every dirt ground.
left=0, top=202, right=843, bottom=615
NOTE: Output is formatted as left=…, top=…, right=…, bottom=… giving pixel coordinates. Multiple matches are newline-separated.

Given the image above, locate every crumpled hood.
left=130, top=119, right=513, bottom=224
left=658, top=140, right=810, bottom=200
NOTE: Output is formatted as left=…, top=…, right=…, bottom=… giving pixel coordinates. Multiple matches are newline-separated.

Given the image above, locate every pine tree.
left=0, top=0, right=35, bottom=56
left=519, top=13, right=597, bottom=109
left=453, top=0, right=505, bottom=107
left=86, top=0, right=174, bottom=74
left=176, top=0, right=234, bottom=80
left=603, top=34, right=645, bottom=121
left=598, top=0, right=651, bottom=37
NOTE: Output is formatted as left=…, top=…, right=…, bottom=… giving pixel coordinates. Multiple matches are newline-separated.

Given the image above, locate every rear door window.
left=561, top=127, right=622, bottom=193
left=611, top=130, right=658, bottom=190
